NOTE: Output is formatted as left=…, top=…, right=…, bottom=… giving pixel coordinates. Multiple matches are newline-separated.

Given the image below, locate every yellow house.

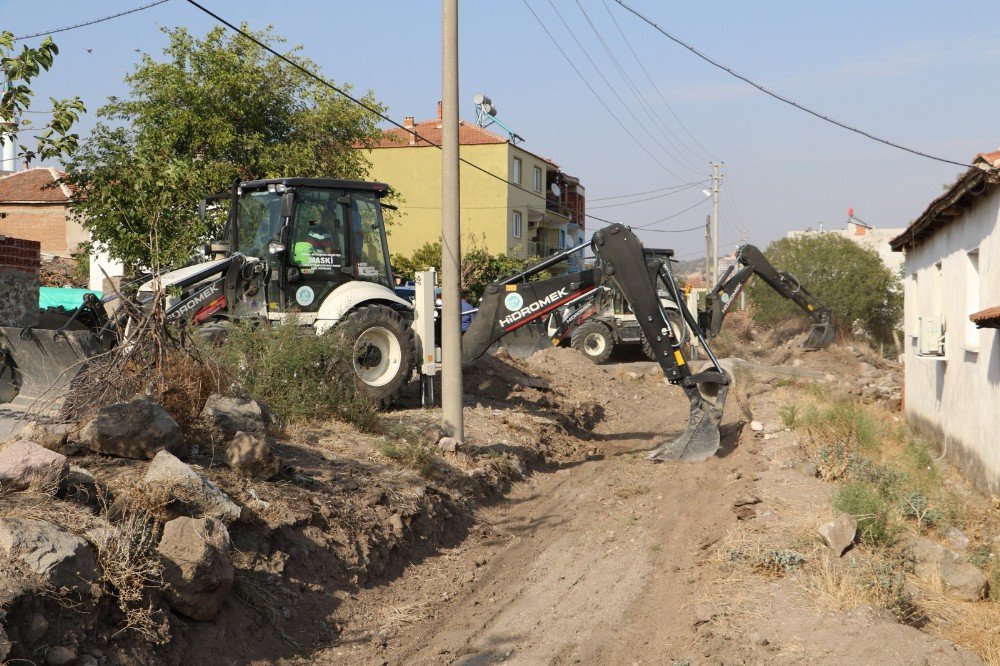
left=361, top=104, right=586, bottom=269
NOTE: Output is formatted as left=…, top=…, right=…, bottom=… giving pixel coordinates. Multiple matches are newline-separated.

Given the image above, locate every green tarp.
left=39, top=287, right=101, bottom=311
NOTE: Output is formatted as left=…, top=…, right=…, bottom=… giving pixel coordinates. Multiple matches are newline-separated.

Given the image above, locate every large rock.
left=225, top=431, right=281, bottom=480
left=902, top=535, right=988, bottom=601
left=157, top=516, right=233, bottom=621
left=0, top=517, right=98, bottom=593
left=0, top=440, right=68, bottom=492
left=143, top=451, right=240, bottom=525
left=16, top=421, right=77, bottom=456
left=201, top=393, right=283, bottom=442
left=79, top=397, right=186, bottom=460
left=818, top=514, right=857, bottom=556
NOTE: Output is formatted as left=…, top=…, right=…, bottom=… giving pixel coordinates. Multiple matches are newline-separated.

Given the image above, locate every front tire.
left=571, top=320, right=615, bottom=364
left=338, top=305, right=414, bottom=406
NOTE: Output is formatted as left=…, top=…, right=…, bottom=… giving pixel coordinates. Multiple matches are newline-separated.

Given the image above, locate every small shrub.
left=778, top=403, right=799, bottom=428
left=899, top=490, right=943, bottom=531
left=759, top=549, right=806, bottom=574
left=379, top=438, right=442, bottom=480
left=833, top=482, right=900, bottom=548
left=211, top=320, right=380, bottom=431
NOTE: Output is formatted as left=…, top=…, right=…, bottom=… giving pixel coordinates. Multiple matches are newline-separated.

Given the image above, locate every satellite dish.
left=550, top=183, right=561, bottom=197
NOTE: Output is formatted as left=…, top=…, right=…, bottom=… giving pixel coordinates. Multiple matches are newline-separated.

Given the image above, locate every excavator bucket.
left=0, top=327, right=102, bottom=418
left=801, top=320, right=835, bottom=350
left=646, top=382, right=729, bottom=462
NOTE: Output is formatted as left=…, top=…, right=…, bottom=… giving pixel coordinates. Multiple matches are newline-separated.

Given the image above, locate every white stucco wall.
left=900, top=190, right=1000, bottom=493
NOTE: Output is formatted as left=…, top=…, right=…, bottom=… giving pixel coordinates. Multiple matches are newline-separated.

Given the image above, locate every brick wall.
left=0, top=236, right=41, bottom=327
left=0, top=203, right=83, bottom=256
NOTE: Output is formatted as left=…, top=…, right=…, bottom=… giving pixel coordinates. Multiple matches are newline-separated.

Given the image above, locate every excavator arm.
left=701, top=244, right=835, bottom=350
left=464, top=223, right=730, bottom=461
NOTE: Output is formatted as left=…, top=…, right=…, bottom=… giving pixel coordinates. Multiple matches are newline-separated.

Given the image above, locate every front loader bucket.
left=497, top=321, right=552, bottom=359
left=801, top=321, right=835, bottom=350
left=647, top=382, right=729, bottom=462
left=0, top=327, right=102, bottom=418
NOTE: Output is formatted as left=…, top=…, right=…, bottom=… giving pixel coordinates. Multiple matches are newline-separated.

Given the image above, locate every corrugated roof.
left=0, top=167, right=73, bottom=203
left=890, top=151, right=1000, bottom=251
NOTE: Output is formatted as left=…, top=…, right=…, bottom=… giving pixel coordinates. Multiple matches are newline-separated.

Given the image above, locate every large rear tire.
left=339, top=305, right=415, bottom=406
left=571, top=320, right=615, bottom=364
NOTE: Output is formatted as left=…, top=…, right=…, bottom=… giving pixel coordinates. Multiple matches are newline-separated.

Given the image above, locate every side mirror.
left=280, top=191, right=294, bottom=219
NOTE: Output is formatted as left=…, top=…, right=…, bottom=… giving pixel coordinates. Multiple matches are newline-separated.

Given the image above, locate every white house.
left=890, top=150, right=1000, bottom=493
left=789, top=220, right=905, bottom=275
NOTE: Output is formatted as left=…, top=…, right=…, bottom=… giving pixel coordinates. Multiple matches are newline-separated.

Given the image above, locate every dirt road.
left=315, top=350, right=979, bottom=665
left=325, top=386, right=749, bottom=664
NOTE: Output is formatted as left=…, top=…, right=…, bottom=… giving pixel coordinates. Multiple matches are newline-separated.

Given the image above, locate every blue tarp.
left=39, top=287, right=101, bottom=311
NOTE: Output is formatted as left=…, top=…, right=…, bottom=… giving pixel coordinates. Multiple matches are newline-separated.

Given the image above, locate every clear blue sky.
left=5, top=0, right=997, bottom=261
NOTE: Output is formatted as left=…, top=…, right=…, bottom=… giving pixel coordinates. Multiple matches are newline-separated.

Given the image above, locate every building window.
left=513, top=211, right=522, bottom=239
left=559, top=228, right=567, bottom=248
left=533, top=166, right=542, bottom=192
left=965, top=249, right=980, bottom=350
left=513, top=157, right=522, bottom=185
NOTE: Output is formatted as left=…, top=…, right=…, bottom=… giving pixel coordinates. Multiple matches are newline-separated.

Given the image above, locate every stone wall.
left=0, top=236, right=40, bottom=327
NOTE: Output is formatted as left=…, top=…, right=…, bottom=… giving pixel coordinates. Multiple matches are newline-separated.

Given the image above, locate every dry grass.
left=918, top=588, right=1000, bottom=664
left=362, top=599, right=432, bottom=637
left=95, top=486, right=170, bottom=644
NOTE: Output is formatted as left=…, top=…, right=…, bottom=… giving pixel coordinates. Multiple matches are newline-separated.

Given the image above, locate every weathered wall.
left=0, top=236, right=40, bottom=327
left=901, top=190, right=1000, bottom=493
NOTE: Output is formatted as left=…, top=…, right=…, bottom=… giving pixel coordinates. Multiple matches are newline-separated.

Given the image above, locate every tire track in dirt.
left=324, top=389, right=756, bottom=665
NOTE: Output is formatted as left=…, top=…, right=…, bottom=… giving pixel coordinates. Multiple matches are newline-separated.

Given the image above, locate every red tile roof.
left=0, top=167, right=74, bottom=203
left=971, top=305, right=1000, bottom=329
left=369, top=118, right=509, bottom=149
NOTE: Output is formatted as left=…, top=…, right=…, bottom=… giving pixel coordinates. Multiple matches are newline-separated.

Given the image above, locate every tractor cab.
left=232, top=178, right=395, bottom=315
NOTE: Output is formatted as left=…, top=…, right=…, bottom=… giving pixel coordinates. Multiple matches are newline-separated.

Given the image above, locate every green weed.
left=833, top=482, right=901, bottom=548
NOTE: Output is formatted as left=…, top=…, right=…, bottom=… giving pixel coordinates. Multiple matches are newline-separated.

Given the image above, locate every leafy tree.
left=391, top=241, right=442, bottom=281
left=66, top=25, right=385, bottom=268
left=746, top=233, right=901, bottom=342
left=0, top=32, right=85, bottom=165
left=391, top=235, right=549, bottom=303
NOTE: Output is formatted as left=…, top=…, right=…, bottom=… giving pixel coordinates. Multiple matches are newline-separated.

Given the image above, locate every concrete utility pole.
left=440, top=0, right=463, bottom=440
left=704, top=214, right=711, bottom=285
left=709, top=162, right=724, bottom=286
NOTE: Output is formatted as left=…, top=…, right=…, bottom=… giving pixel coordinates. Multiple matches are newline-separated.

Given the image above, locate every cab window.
left=291, top=189, right=346, bottom=273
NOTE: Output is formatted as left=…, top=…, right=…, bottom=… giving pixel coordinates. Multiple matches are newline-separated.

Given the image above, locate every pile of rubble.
left=0, top=393, right=282, bottom=664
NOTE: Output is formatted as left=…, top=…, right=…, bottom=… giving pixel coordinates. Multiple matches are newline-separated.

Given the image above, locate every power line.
left=642, top=221, right=705, bottom=234
left=589, top=182, right=705, bottom=209
left=182, top=0, right=619, bottom=228
left=611, top=0, right=972, bottom=168
left=14, top=0, right=171, bottom=41
left=543, top=0, right=701, bottom=178
left=632, top=196, right=710, bottom=230
left=575, top=0, right=704, bottom=174
left=521, top=0, right=688, bottom=183
left=589, top=181, right=706, bottom=202
left=602, top=0, right=714, bottom=162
